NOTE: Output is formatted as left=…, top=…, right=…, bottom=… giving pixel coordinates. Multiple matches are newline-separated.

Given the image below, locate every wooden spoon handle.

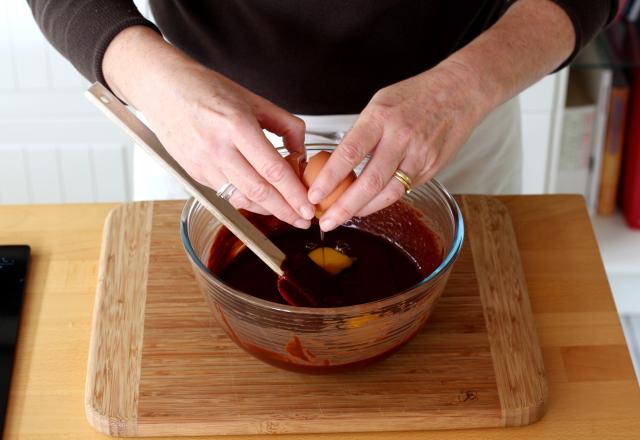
left=86, top=82, right=285, bottom=276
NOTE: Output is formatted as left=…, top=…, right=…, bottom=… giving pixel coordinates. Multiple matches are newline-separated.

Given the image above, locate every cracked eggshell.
left=302, top=151, right=356, bottom=215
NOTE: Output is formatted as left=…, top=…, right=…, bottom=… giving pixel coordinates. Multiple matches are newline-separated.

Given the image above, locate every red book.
left=621, top=68, right=640, bottom=228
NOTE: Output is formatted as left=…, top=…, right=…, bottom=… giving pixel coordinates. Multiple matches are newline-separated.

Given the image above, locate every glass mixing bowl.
left=180, top=145, right=464, bottom=373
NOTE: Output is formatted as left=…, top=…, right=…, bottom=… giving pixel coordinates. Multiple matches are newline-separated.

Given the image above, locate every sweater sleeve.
left=26, top=0, right=160, bottom=85
left=548, top=0, right=618, bottom=69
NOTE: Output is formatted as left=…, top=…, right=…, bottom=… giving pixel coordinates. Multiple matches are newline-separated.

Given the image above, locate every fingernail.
left=294, top=219, right=311, bottom=229
left=308, top=188, right=324, bottom=204
left=320, top=217, right=336, bottom=232
left=300, top=204, right=315, bottom=220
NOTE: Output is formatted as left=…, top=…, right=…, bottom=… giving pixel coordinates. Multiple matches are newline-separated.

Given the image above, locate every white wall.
left=0, top=0, right=142, bottom=204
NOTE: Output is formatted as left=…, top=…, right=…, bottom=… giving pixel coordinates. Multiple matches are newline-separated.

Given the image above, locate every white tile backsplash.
left=59, top=146, right=96, bottom=202
left=25, top=144, right=63, bottom=203
left=0, top=145, right=30, bottom=203
left=0, top=0, right=131, bottom=204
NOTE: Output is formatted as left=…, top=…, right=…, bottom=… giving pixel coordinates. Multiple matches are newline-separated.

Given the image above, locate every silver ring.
left=216, top=182, right=237, bottom=201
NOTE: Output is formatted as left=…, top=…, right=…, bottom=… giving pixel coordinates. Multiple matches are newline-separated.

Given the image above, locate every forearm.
left=101, top=25, right=312, bottom=225
left=102, top=26, right=205, bottom=109
left=439, top=0, right=576, bottom=116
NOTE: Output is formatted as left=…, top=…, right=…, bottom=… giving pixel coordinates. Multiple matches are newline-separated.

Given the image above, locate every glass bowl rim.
left=179, top=145, right=464, bottom=315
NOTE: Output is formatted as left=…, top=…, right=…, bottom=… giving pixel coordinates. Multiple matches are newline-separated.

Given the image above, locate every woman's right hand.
left=102, top=26, right=315, bottom=228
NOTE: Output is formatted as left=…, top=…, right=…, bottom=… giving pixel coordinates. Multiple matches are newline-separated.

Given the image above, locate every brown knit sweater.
left=27, top=0, right=616, bottom=114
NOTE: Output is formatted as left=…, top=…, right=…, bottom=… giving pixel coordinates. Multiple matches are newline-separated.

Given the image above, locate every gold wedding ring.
left=393, top=169, right=412, bottom=194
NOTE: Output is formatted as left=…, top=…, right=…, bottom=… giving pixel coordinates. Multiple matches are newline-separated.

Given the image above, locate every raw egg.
left=308, top=246, right=354, bottom=275
left=302, top=151, right=356, bottom=216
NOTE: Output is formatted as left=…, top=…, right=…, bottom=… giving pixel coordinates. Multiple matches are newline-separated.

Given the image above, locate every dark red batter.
left=207, top=205, right=443, bottom=308
left=207, top=203, right=445, bottom=372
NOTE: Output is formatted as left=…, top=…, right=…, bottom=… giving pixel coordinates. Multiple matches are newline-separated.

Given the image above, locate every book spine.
left=597, top=86, right=630, bottom=215
left=587, top=71, right=613, bottom=214
left=622, top=69, right=640, bottom=228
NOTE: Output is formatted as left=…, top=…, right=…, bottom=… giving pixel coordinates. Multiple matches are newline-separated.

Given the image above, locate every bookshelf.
left=546, top=19, right=640, bottom=381
left=569, top=29, right=640, bottom=256
left=561, top=20, right=640, bottom=275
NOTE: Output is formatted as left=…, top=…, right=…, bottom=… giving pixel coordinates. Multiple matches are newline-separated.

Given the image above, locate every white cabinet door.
left=520, top=75, right=556, bottom=112
left=519, top=71, right=567, bottom=194
left=521, top=112, right=552, bottom=193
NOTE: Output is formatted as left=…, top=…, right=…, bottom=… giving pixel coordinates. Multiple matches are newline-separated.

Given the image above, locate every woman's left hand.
left=307, top=61, right=495, bottom=232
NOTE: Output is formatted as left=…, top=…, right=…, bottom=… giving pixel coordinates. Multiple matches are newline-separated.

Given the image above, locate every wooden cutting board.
left=85, top=196, right=547, bottom=437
